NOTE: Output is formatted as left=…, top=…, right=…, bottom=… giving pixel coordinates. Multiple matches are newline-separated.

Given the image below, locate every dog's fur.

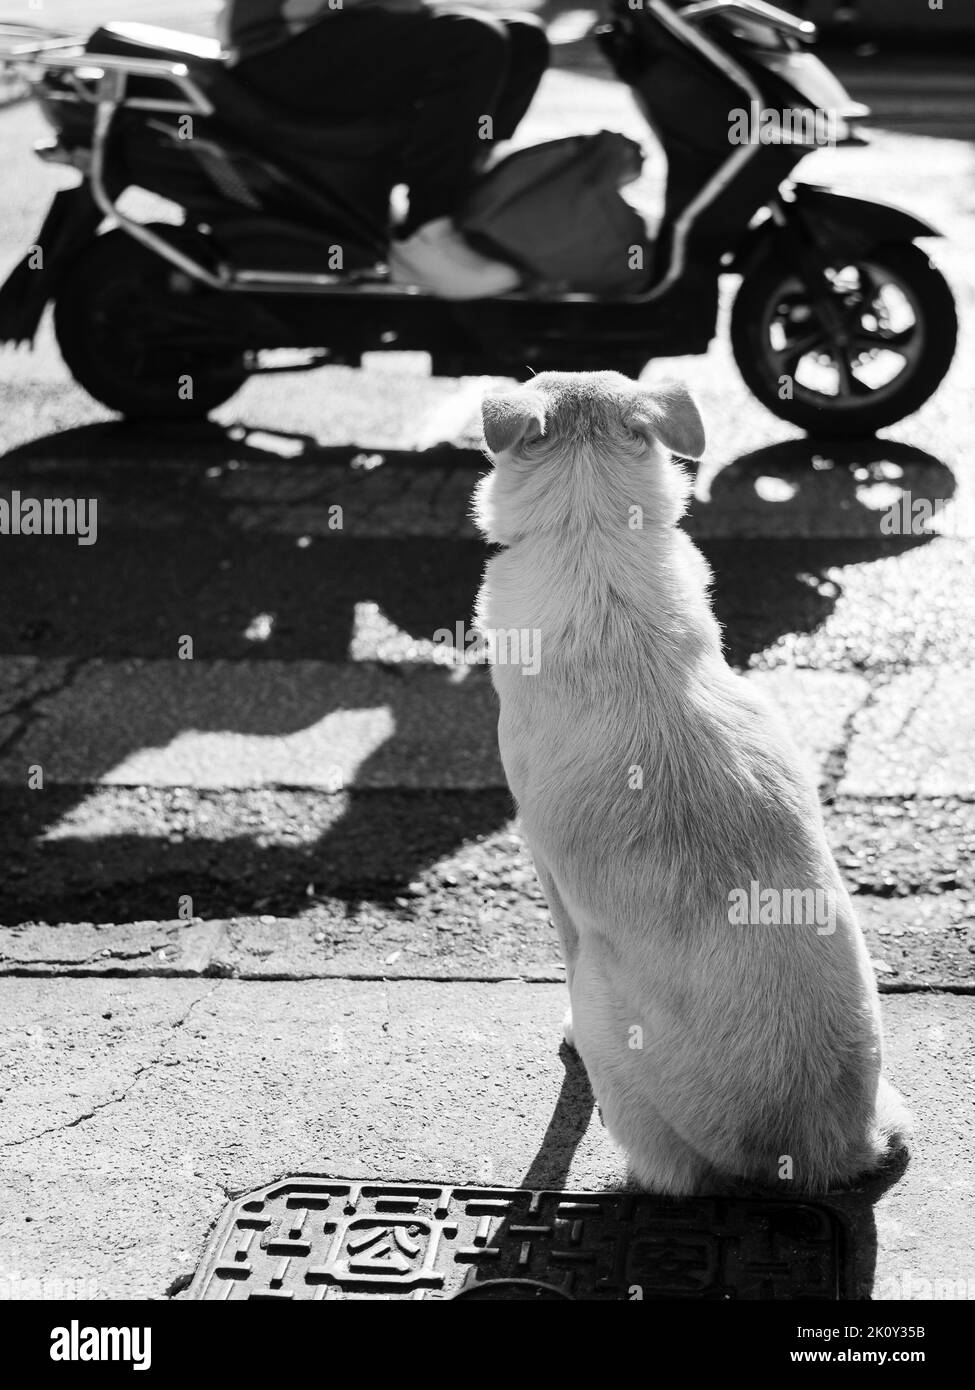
left=473, top=370, right=910, bottom=1194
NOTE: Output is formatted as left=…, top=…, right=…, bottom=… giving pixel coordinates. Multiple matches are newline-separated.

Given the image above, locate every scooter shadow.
left=0, top=419, right=956, bottom=930
left=687, top=434, right=954, bottom=666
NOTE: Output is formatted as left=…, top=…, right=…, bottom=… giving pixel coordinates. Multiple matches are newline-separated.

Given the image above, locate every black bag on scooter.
left=459, top=130, right=652, bottom=295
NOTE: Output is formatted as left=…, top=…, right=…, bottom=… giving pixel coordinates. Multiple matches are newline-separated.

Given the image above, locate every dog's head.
left=473, top=371, right=705, bottom=545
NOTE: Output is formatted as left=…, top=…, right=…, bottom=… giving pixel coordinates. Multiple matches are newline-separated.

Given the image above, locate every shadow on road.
left=0, top=420, right=956, bottom=923
left=691, top=434, right=954, bottom=664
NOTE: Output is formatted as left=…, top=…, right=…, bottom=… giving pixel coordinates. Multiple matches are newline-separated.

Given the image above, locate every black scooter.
left=0, top=0, right=958, bottom=433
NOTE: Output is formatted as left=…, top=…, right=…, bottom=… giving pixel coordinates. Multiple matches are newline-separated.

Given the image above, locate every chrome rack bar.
left=86, top=66, right=228, bottom=289
left=679, top=0, right=818, bottom=42
left=0, top=36, right=86, bottom=58
left=7, top=48, right=215, bottom=116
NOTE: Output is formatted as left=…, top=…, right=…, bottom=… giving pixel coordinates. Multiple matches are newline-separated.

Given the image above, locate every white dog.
left=473, top=370, right=909, bottom=1195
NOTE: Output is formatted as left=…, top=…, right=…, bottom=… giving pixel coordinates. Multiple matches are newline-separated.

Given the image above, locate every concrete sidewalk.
left=0, top=978, right=971, bottom=1300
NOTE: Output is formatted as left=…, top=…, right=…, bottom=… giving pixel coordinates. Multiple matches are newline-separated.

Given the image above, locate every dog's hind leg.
left=623, top=1119, right=716, bottom=1195
left=599, top=1093, right=717, bottom=1195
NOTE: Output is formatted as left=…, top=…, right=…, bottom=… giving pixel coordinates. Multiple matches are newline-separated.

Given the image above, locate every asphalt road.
left=0, top=5, right=973, bottom=985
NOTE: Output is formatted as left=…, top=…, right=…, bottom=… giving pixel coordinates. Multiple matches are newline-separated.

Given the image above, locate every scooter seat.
left=88, top=22, right=224, bottom=69
left=86, top=22, right=394, bottom=155
left=85, top=20, right=398, bottom=262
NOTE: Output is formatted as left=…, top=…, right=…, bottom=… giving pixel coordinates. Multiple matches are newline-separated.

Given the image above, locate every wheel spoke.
left=853, top=324, right=916, bottom=352
left=833, top=348, right=873, bottom=397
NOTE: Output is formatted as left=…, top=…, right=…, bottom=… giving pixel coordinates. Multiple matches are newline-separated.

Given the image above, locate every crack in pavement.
left=0, top=943, right=166, bottom=968
left=822, top=676, right=888, bottom=804
left=0, top=657, right=86, bottom=761
left=886, top=669, right=938, bottom=747
left=1, top=978, right=226, bottom=1149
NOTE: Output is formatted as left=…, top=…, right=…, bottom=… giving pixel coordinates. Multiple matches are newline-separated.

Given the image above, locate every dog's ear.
left=626, top=379, right=705, bottom=460
left=481, top=389, right=546, bottom=457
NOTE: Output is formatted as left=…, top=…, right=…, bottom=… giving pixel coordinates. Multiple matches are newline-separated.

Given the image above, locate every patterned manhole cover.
left=186, top=1178, right=846, bottom=1300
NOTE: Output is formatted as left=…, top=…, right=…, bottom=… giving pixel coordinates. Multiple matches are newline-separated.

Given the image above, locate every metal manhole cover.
left=186, top=1179, right=846, bottom=1300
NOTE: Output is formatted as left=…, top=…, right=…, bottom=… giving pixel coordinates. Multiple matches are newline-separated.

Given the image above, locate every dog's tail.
left=753, top=1076, right=913, bottom=1195
left=871, top=1076, right=914, bottom=1165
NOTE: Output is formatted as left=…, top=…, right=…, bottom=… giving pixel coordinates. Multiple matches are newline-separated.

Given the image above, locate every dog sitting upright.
left=473, top=370, right=909, bottom=1195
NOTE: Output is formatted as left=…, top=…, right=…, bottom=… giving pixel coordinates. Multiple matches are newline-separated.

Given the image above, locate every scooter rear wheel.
left=54, top=228, right=250, bottom=419
left=731, top=241, right=957, bottom=436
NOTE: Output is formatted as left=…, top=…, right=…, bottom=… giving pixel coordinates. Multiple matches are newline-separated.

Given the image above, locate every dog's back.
left=474, top=371, right=910, bottom=1193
